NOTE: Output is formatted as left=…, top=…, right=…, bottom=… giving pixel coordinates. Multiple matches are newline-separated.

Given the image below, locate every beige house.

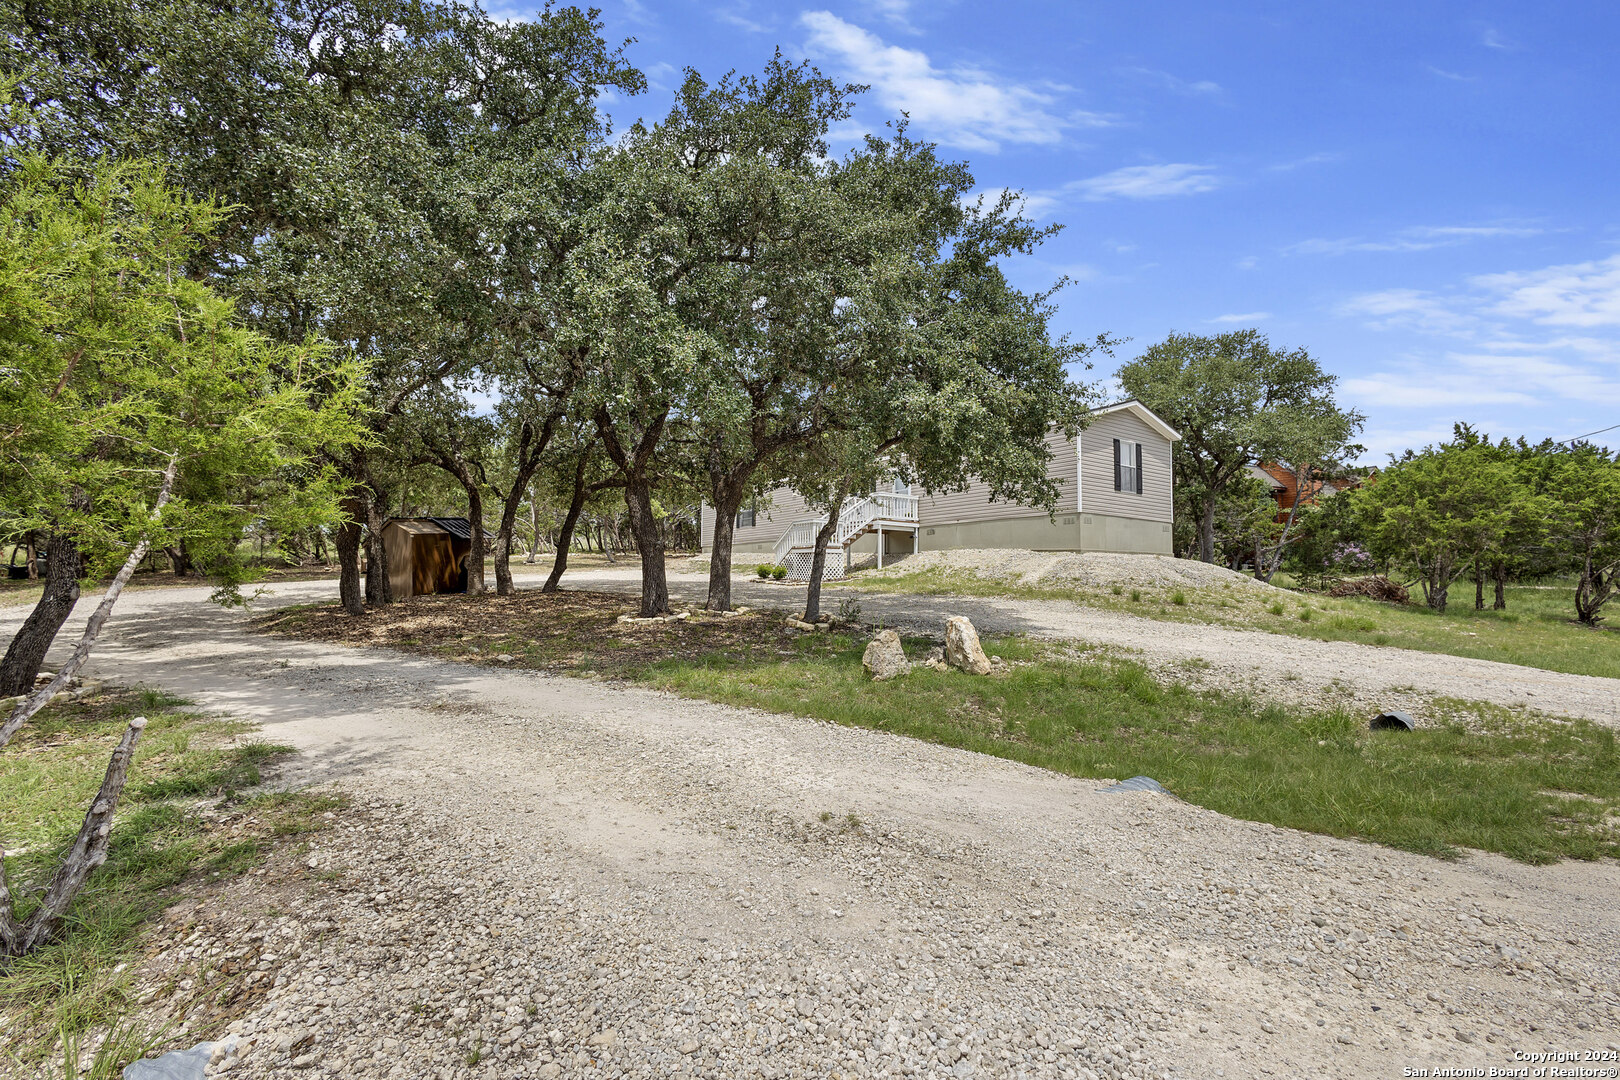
left=698, top=400, right=1180, bottom=578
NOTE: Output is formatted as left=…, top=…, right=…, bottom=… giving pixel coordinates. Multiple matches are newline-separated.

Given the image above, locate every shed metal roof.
left=428, top=516, right=473, bottom=540
left=385, top=516, right=473, bottom=540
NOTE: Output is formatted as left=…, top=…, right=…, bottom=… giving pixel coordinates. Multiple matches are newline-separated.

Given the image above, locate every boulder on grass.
left=944, top=616, right=992, bottom=676
left=862, top=630, right=911, bottom=681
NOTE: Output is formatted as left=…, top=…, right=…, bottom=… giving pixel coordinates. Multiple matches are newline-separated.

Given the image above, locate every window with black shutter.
left=1116, top=439, right=1141, bottom=493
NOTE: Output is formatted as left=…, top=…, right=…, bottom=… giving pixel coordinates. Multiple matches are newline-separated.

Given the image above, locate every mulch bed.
left=255, top=589, right=815, bottom=676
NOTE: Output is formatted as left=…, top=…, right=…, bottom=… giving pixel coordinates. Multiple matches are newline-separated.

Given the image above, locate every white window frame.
left=1117, top=439, right=1142, bottom=494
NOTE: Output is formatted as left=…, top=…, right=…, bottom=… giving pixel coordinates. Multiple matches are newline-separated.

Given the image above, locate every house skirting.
left=721, top=511, right=1171, bottom=557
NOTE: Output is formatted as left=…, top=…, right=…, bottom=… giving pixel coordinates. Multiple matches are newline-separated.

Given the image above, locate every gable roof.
left=1092, top=399, right=1182, bottom=442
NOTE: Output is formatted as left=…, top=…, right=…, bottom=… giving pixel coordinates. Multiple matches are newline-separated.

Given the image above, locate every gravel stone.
left=12, top=570, right=1616, bottom=1080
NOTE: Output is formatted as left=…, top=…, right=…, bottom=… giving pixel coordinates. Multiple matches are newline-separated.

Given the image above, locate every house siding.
left=916, top=431, right=1078, bottom=526
left=1079, top=410, right=1173, bottom=523
left=699, top=403, right=1176, bottom=556
left=698, top=487, right=813, bottom=551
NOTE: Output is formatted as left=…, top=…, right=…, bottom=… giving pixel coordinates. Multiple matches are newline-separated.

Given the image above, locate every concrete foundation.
left=721, top=512, right=1171, bottom=557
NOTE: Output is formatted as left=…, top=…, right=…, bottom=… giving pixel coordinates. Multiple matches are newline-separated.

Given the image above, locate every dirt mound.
left=859, top=548, right=1282, bottom=592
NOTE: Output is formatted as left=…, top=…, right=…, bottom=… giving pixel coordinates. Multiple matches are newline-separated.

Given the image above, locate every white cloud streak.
left=1289, top=224, right=1542, bottom=256
left=799, top=12, right=1104, bottom=152
left=1337, top=251, right=1620, bottom=414
left=1066, top=163, right=1219, bottom=201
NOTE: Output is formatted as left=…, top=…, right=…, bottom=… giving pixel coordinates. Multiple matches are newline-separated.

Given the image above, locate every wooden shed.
left=382, top=517, right=473, bottom=598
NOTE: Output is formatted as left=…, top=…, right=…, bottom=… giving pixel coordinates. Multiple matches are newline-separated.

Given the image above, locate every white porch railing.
left=769, top=491, right=919, bottom=581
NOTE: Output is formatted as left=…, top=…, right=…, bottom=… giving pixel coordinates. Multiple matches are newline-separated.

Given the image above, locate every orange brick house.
left=1248, top=462, right=1372, bottom=519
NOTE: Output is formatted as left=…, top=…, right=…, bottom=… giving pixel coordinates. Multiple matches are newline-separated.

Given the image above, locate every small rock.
left=495, top=654, right=514, bottom=663
left=678, top=1041, right=699, bottom=1055
left=944, top=616, right=992, bottom=676
left=861, top=631, right=911, bottom=681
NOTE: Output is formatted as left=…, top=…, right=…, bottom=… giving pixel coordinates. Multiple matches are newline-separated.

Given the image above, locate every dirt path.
left=6, top=579, right=1619, bottom=1079
left=566, top=566, right=1620, bottom=728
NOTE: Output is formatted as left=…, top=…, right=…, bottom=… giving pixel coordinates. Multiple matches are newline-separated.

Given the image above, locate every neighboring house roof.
left=1094, top=399, right=1182, bottom=442
left=1247, top=464, right=1287, bottom=490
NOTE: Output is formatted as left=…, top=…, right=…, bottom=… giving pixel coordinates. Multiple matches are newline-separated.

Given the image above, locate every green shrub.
left=1268, top=600, right=1286, bottom=616
left=756, top=564, right=773, bottom=578
left=1299, top=607, right=1315, bottom=622
left=771, top=565, right=787, bottom=580
left=1129, top=589, right=1142, bottom=602
left=1170, top=589, right=1187, bottom=606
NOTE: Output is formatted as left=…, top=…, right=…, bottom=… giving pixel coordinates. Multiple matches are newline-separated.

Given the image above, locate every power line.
left=1564, top=422, right=1620, bottom=445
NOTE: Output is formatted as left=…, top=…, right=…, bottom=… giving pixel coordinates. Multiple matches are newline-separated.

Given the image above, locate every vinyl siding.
left=1080, top=410, right=1173, bottom=523
left=699, top=487, right=813, bottom=549
left=915, top=431, right=1077, bottom=526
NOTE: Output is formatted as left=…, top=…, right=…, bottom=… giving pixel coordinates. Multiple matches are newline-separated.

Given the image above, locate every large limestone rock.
left=944, top=616, right=992, bottom=676
left=861, top=630, right=911, bottom=681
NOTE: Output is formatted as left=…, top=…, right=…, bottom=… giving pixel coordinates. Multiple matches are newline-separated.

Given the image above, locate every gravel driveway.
left=572, top=566, right=1620, bottom=728
left=7, top=577, right=1619, bottom=1079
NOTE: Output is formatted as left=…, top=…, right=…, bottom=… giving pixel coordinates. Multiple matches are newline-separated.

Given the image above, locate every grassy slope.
left=836, top=568, right=1620, bottom=681
left=0, top=688, right=338, bottom=1076
left=638, top=634, right=1620, bottom=865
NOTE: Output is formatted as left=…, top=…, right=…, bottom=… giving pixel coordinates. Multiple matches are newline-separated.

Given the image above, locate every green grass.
left=0, top=687, right=337, bottom=1075
left=839, top=568, right=1620, bottom=680
left=636, top=634, right=1620, bottom=865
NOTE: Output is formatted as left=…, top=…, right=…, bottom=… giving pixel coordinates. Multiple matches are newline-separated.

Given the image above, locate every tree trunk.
left=1420, top=555, right=1456, bottom=613
left=1492, top=562, right=1507, bottom=610
left=804, top=479, right=851, bottom=624
left=0, top=533, right=84, bottom=696
left=0, top=458, right=177, bottom=751
left=1, top=712, right=148, bottom=956
left=363, top=498, right=389, bottom=606
left=1575, top=556, right=1615, bottom=625
left=1198, top=493, right=1217, bottom=563
left=706, top=485, right=746, bottom=612
left=462, top=483, right=486, bottom=595
left=164, top=543, right=191, bottom=576
left=24, top=535, right=38, bottom=579
left=336, top=497, right=364, bottom=616
left=623, top=477, right=669, bottom=617
left=494, top=468, right=542, bottom=597
left=525, top=492, right=539, bottom=564
left=1474, top=560, right=1485, bottom=611
left=543, top=459, right=590, bottom=594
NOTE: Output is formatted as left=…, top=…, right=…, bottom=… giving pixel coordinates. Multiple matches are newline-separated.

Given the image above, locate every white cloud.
left=1341, top=374, right=1538, bottom=408
left=1210, top=312, right=1271, bottom=324
left=1289, top=224, right=1541, bottom=256
left=1124, top=67, right=1222, bottom=97
left=1268, top=152, right=1341, bottom=173
left=1472, top=253, right=1620, bottom=328
left=1426, top=66, right=1476, bottom=82
left=1336, top=288, right=1478, bottom=335
left=1336, top=252, right=1620, bottom=416
left=1067, top=163, right=1219, bottom=201
left=869, top=0, right=916, bottom=31
left=799, top=12, right=1103, bottom=152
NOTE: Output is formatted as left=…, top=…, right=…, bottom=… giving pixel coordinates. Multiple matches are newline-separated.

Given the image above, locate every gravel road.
left=576, top=566, right=1620, bottom=728
left=7, top=576, right=1619, bottom=1079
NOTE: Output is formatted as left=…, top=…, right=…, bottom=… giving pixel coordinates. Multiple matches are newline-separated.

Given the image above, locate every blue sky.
left=503, top=1, right=1620, bottom=462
